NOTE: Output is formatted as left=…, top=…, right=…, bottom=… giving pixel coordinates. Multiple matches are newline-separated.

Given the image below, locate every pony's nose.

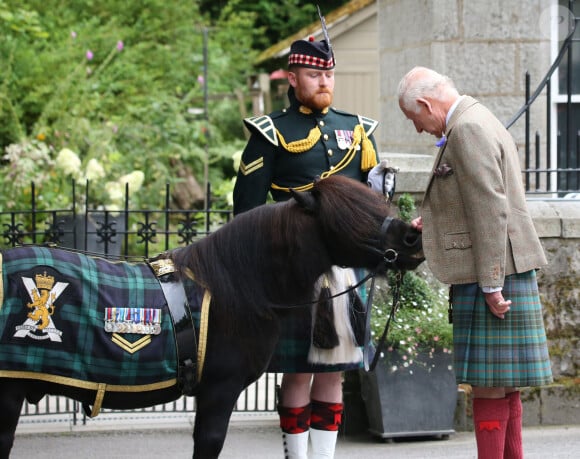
left=403, top=231, right=422, bottom=251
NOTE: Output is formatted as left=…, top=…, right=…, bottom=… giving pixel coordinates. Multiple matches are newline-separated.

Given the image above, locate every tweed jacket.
left=421, top=96, right=547, bottom=287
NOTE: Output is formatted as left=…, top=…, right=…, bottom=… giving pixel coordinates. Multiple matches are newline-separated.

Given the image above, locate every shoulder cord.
left=271, top=124, right=376, bottom=193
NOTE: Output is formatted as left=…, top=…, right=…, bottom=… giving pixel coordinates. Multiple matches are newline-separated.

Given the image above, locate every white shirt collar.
left=446, top=95, right=465, bottom=127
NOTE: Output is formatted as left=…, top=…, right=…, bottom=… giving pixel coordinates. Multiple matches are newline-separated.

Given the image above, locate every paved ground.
left=12, top=412, right=580, bottom=458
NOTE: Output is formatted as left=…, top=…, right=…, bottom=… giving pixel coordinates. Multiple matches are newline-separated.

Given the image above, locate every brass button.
left=327, top=149, right=333, bottom=156
left=319, top=120, right=325, bottom=127
left=323, top=134, right=329, bottom=141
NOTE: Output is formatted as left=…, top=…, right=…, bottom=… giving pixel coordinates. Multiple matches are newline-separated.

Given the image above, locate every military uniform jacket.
left=421, top=96, right=547, bottom=287
left=233, top=100, right=379, bottom=215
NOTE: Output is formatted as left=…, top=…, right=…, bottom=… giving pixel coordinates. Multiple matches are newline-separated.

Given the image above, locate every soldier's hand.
left=367, top=159, right=398, bottom=200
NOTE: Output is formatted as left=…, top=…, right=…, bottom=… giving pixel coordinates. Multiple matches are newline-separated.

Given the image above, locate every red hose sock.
left=277, top=403, right=312, bottom=434
left=504, top=391, right=523, bottom=459
left=310, top=400, right=343, bottom=431
left=473, top=397, right=510, bottom=459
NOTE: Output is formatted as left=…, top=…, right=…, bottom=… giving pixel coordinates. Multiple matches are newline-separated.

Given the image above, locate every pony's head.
left=290, top=175, right=424, bottom=273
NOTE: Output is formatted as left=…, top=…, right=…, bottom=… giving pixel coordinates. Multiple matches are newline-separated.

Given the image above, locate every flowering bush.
left=0, top=140, right=144, bottom=212
left=369, top=192, right=453, bottom=374
left=370, top=271, right=453, bottom=375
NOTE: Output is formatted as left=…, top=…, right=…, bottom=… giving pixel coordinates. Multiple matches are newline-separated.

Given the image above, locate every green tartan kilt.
left=452, top=269, right=553, bottom=387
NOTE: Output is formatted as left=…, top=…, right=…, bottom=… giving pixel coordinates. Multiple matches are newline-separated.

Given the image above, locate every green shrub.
left=370, top=193, right=453, bottom=371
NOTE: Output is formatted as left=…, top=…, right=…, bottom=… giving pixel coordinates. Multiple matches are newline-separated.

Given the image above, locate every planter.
left=360, top=348, right=457, bottom=440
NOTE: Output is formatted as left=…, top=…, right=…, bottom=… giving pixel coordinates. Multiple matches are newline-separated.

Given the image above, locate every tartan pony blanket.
left=0, top=246, right=203, bottom=409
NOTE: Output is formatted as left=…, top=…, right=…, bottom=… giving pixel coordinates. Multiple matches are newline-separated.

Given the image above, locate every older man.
left=397, top=66, right=553, bottom=459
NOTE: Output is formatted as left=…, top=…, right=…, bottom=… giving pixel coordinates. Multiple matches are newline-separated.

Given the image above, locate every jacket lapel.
left=423, top=96, right=480, bottom=195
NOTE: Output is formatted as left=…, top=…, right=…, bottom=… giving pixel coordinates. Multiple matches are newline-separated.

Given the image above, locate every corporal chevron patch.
left=239, top=157, right=264, bottom=176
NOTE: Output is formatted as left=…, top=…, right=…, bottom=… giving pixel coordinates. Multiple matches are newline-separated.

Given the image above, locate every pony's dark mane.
left=170, top=175, right=394, bottom=322
left=171, top=199, right=329, bottom=319
left=312, top=176, right=395, bottom=264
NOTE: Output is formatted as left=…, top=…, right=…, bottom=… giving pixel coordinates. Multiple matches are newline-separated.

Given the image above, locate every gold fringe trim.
left=0, top=370, right=177, bottom=393
left=197, top=290, right=211, bottom=382
left=91, top=383, right=107, bottom=417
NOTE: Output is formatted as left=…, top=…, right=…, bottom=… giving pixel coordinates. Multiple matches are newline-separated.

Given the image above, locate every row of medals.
left=104, top=320, right=162, bottom=335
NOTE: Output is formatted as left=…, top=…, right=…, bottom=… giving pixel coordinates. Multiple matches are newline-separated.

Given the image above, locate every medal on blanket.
left=104, top=307, right=162, bottom=335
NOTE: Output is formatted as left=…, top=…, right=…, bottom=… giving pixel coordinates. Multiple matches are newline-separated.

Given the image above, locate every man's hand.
left=367, top=160, right=397, bottom=201
left=411, top=216, right=423, bottom=232
left=484, top=291, right=512, bottom=319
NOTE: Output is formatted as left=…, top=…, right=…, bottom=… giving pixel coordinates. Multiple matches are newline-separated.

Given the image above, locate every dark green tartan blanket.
left=0, top=246, right=179, bottom=389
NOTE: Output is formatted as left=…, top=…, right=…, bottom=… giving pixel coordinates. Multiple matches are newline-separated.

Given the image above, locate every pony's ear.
left=290, top=188, right=318, bottom=212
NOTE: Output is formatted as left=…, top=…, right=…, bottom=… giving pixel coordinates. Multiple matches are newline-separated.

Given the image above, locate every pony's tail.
left=312, top=275, right=340, bottom=349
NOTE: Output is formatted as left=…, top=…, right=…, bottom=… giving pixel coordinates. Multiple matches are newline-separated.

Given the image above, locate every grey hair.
left=397, top=66, right=457, bottom=113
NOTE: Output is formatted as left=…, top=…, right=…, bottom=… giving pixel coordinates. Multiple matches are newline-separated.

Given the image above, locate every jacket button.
left=323, top=134, right=329, bottom=141
left=327, top=149, right=333, bottom=156
left=319, top=120, right=325, bottom=127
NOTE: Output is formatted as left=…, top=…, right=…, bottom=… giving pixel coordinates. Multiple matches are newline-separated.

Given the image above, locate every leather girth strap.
left=149, top=259, right=198, bottom=396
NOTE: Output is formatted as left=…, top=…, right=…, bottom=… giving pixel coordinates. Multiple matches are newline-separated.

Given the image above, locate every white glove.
left=367, top=159, right=397, bottom=201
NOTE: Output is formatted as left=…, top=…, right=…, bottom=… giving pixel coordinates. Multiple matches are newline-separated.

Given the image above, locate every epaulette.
left=243, top=115, right=278, bottom=146
left=357, top=115, right=379, bottom=137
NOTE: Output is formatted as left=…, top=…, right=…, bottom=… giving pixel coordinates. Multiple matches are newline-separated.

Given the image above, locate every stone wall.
left=378, top=0, right=551, bottom=158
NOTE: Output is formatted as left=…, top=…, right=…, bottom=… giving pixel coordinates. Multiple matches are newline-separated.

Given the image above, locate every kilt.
left=267, top=267, right=365, bottom=373
left=452, top=269, right=553, bottom=387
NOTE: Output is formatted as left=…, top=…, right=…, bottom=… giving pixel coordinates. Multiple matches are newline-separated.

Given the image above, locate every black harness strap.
left=367, top=270, right=404, bottom=372
left=149, top=259, right=198, bottom=396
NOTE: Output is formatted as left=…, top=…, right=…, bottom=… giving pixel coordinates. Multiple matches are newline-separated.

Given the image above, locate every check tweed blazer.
left=421, top=96, right=547, bottom=287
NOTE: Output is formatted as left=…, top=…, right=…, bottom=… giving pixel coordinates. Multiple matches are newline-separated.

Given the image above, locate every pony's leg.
left=0, top=379, right=26, bottom=459
left=192, top=381, right=244, bottom=459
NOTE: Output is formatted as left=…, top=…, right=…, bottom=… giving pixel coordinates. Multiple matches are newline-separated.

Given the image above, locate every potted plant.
left=358, top=193, right=457, bottom=440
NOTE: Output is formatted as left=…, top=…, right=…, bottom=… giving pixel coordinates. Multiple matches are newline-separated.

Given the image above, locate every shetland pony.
left=0, top=175, right=423, bottom=458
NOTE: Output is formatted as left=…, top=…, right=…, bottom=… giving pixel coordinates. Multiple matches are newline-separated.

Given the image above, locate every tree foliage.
left=0, top=0, right=349, bottom=211
left=199, top=0, right=349, bottom=49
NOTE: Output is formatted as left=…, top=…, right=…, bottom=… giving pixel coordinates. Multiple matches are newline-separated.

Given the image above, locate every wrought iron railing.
left=2, top=181, right=281, bottom=423
left=0, top=181, right=232, bottom=256
left=507, top=1, right=580, bottom=197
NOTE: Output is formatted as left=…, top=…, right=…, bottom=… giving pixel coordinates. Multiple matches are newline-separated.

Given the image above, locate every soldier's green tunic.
left=233, top=93, right=379, bottom=373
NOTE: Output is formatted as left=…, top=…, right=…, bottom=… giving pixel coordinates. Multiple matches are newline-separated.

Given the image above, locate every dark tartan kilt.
left=452, top=269, right=553, bottom=387
left=267, top=267, right=369, bottom=374
left=267, top=305, right=363, bottom=373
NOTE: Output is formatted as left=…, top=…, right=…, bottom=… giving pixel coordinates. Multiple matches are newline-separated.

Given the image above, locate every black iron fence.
left=507, top=1, right=580, bottom=197
left=19, top=372, right=281, bottom=426
left=0, top=181, right=281, bottom=423
left=0, top=181, right=232, bottom=257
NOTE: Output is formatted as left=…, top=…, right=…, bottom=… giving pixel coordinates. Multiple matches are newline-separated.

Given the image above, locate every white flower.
left=85, top=158, right=106, bottom=181
left=55, top=148, right=82, bottom=177
left=118, top=170, right=145, bottom=191
left=105, top=181, right=124, bottom=204
left=232, top=150, right=242, bottom=172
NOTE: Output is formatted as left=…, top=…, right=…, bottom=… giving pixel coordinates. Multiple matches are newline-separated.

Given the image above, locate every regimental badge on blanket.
left=104, top=307, right=162, bottom=335
left=13, top=271, right=68, bottom=342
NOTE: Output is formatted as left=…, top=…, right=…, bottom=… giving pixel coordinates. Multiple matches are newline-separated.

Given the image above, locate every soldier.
left=233, top=33, right=392, bottom=459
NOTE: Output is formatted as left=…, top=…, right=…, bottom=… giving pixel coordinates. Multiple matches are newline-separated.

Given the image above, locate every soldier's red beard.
left=300, top=91, right=333, bottom=111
